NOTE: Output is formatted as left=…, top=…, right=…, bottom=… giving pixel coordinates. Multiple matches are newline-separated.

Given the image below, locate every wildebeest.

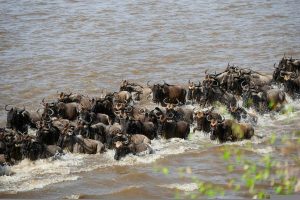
left=280, top=71, right=300, bottom=98
left=119, top=115, right=157, bottom=140
left=113, top=134, right=153, bottom=160
left=78, top=108, right=110, bottom=126
left=148, top=81, right=186, bottom=105
left=91, top=95, right=115, bottom=123
left=193, top=108, right=222, bottom=133
left=163, top=100, right=194, bottom=124
left=278, top=55, right=300, bottom=73
left=57, top=133, right=105, bottom=154
left=5, top=105, right=32, bottom=134
left=202, top=77, right=237, bottom=107
left=187, top=80, right=202, bottom=104
left=228, top=103, right=257, bottom=124
left=114, top=91, right=132, bottom=104
left=210, top=118, right=254, bottom=142
left=56, top=102, right=79, bottom=120
left=36, top=120, right=60, bottom=145
left=159, top=113, right=190, bottom=139
left=242, top=82, right=287, bottom=112
left=20, top=140, right=62, bottom=161
left=105, top=123, right=123, bottom=149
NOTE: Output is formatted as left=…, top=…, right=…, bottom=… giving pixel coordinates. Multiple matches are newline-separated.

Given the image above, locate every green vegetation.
left=155, top=132, right=300, bottom=199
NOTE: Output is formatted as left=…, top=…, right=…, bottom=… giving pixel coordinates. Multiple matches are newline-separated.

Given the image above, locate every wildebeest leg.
left=96, top=141, right=104, bottom=153
left=193, top=127, right=201, bottom=133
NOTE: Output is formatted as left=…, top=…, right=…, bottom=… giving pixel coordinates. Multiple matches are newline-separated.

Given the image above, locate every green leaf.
left=275, top=186, right=282, bottom=194
left=255, top=172, right=263, bottom=181
left=162, top=167, right=169, bottom=175
left=250, top=164, right=257, bottom=174
left=263, top=170, right=270, bottom=180
left=190, top=193, right=197, bottom=199
left=223, top=150, right=231, bottom=161
left=227, top=164, right=234, bottom=172
left=270, top=134, right=277, bottom=145
left=234, top=184, right=241, bottom=191
left=206, top=189, right=216, bottom=198
left=257, top=191, right=266, bottom=199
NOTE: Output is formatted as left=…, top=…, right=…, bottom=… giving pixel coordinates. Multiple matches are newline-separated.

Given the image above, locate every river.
left=0, top=0, right=300, bottom=199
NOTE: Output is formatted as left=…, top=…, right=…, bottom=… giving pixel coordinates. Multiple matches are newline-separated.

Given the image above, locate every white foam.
left=65, top=194, right=81, bottom=199
left=252, top=146, right=273, bottom=154
left=1, top=99, right=300, bottom=193
left=160, top=182, right=198, bottom=192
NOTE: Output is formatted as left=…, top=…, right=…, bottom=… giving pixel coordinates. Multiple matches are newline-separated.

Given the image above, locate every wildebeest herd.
left=1, top=55, right=299, bottom=167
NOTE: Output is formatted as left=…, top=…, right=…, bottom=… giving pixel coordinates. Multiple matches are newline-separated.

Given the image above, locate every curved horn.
left=291, top=72, right=297, bottom=79
left=174, top=98, right=180, bottom=106
left=206, top=115, right=211, bottom=122
left=42, top=98, right=45, bottom=105
left=167, top=112, right=174, bottom=119
left=154, top=112, right=161, bottom=117
left=218, top=115, right=225, bottom=123
left=280, top=71, right=286, bottom=78
left=212, top=80, right=219, bottom=87
left=20, top=106, right=26, bottom=113
left=147, top=80, right=151, bottom=87
left=5, top=104, right=12, bottom=111
left=125, top=106, right=133, bottom=113
left=123, top=135, right=130, bottom=145
left=234, top=67, right=240, bottom=73
left=87, top=116, right=93, bottom=124
left=163, top=98, right=169, bottom=105
left=114, top=110, right=121, bottom=116
left=46, top=115, right=52, bottom=123
left=139, top=108, right=145, bottom=114
left=115, top=103, right=122, bottom=110
left=241, top=81, right=249, bottom=91
left=47, top=108, right=54, bottom=116
left=273, top=63, right=277, bottom=68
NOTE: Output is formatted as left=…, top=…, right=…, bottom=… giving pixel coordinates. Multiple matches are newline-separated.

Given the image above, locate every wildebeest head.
left=5, top=105, right=31, bottom=133
left=119, top=80, right=136, bottom=93
left=148, top=107, right=165, bottom=124
left=241, top=83, right=265, bottom=112
left=148, top=81, right=164, bottom=104
left=36, top=118, right=60, bottom=145
left=120, top=80, right=128, bottom=90
left=112, top=134, right=131, bottom=160
left=122, top=116, right=142, bottom=135
left=209, top=116, right=226, bottom=141
left=57, top=123, right=75, bottom=149
left=58, top=92, right=82, bottom=103
left=280, top=71, right=297, bottom=81
left=202, top=76, right=219, bottom=96
left=114, top=141, right=131, bottom=160
left=187, top=80, right=197, bottom=101
left=278, top=55, right=288, bottom=70
left=273, top=63, right=284, bottom=83
left=78, top=109, right=94, bottom=125
left=91, top=97, right=114, bottom=118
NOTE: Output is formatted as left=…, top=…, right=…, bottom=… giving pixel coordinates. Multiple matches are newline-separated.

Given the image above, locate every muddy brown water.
left=0, top=0, right=300, bottom=199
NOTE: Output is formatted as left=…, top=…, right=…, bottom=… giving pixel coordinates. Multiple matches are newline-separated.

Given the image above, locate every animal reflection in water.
left=1, top=55, right=299, bottom=166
